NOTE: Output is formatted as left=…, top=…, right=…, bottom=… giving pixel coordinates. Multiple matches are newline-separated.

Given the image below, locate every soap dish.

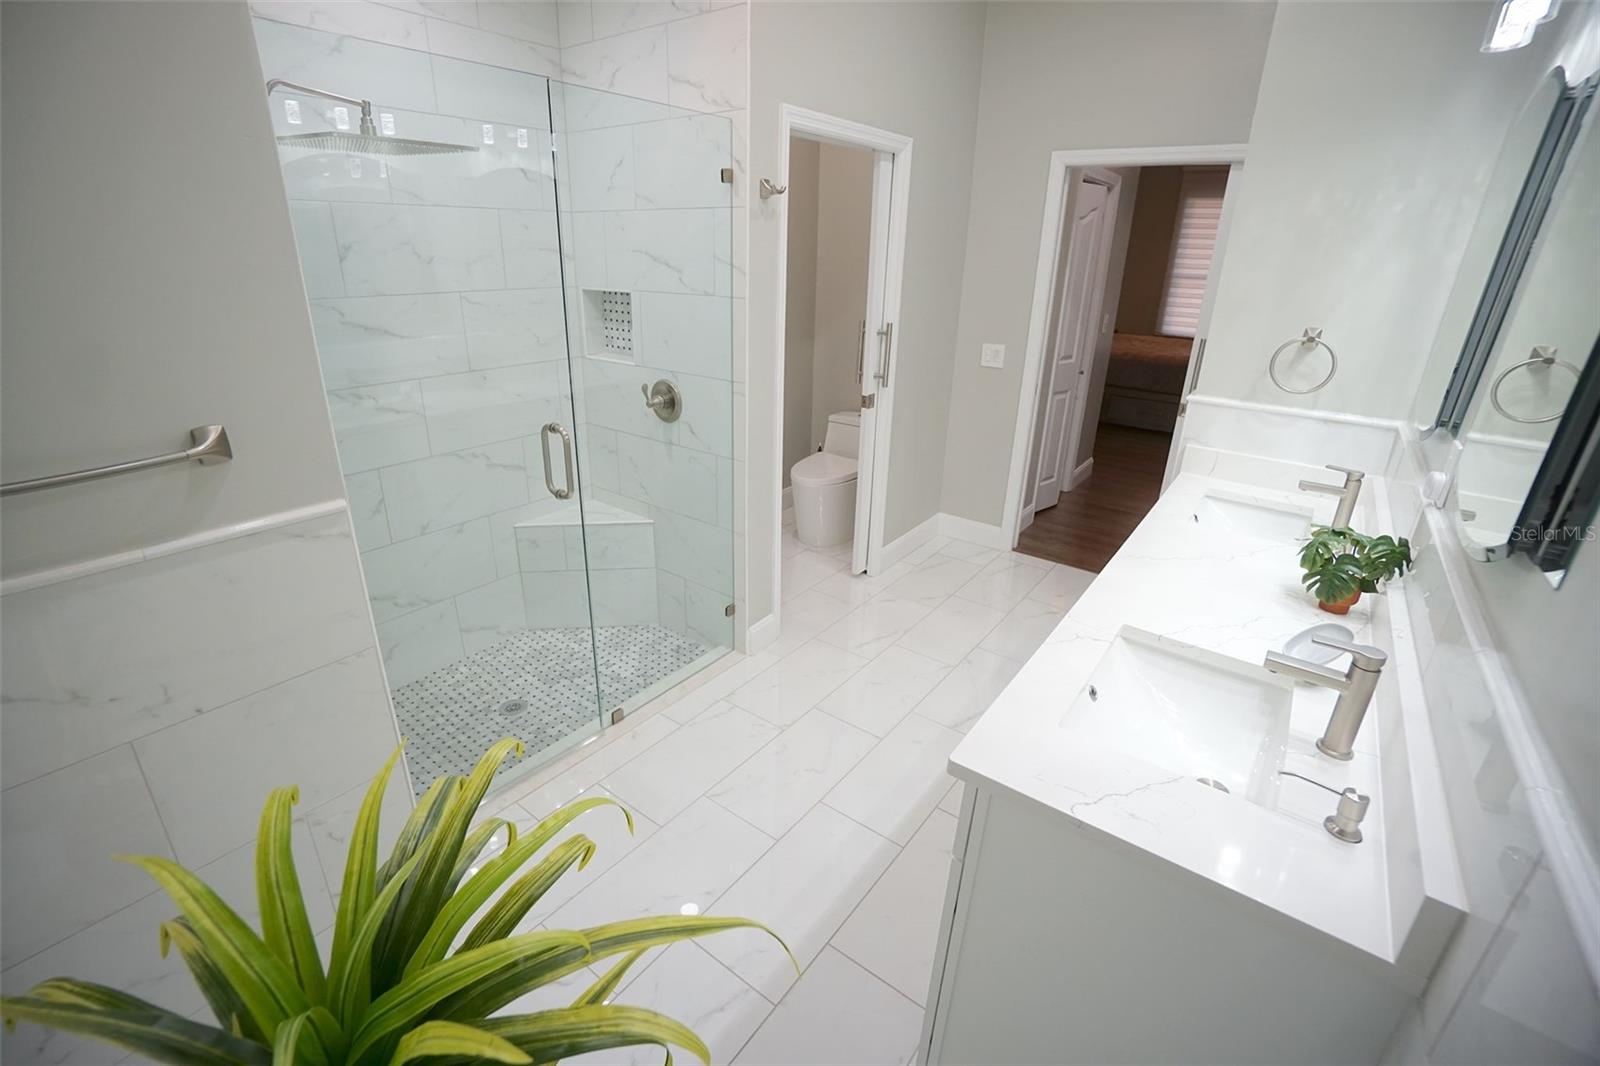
left=1281, top=622, right=1356, bottom=665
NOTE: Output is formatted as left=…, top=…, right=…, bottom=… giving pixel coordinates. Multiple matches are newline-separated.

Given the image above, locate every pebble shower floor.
left=391, top=624, right=710, bottom=794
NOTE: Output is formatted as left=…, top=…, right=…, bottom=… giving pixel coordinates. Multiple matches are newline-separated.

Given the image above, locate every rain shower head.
left=265, top=78, right=478, bottom=157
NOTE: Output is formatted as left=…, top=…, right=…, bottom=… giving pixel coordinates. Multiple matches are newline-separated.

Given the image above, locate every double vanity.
left=919, top=451, right=1461, bottom=1065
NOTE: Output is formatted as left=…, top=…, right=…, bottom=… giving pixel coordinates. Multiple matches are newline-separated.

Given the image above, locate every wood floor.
left=1016, top=423, right=1171, bottom=572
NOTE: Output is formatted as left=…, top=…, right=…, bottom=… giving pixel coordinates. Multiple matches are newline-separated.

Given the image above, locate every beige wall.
left=811, top=142, right=875, bottom=447
left=783, top=138, right=822, bottom=490
left=1114, top=166, right=1184, bottom=335
left=939, top=1, right=1277, bottom=530
left=749, top=1, right=987, bottom=623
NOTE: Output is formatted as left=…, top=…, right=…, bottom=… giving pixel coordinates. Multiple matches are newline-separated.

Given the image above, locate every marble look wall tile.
left=302, top=765, right=413, bottom=905
left=379, top=439, right=530, bottom=538
left=252, top=1, right=430, bottom=49
left=345, top=471, right=393, bottom=551
left=564, top=210, right=608, bottom=285
left=361, top=517, right=496, bottom=621
left=657, top=569, right=687, bottom=633
left=559, top=25, right=670, bottom=103
left=500, top=210, right=565, bottom=287
left=377, top=594, right=467, bottom=694
left=515, top=522, right=574, bottom=572
left=589, top=567, right=659, bottom=625
left=0, top=514, right=374, bottom=786
left=666, top=6, right=745, bottom=112
left=477, top=0, right=561, bottom=46
left=288, top=201, right=346, bottom=298
left=0, top=747, right=175, bottom=967
left=377, top=0, right=476, bottom=27
left=714, top=202, right=739, bottom=297
left=310, top=293, right=468, bottom=389
left=604, top=209, right=716, bottom=294
left=584, top=520, right=655, bottom=569
left=420, top=362, right=569, bottom=452
left=252, top=18, right=438, bottom=113
left=581, top=425, right=621, bottom=490
left=454, top=574, right=529, bottom=653
left=551, top=82, right=675, bottom=132
left=462, top=289, right=567, bottom=368
left=387, top=134, right=551, bottom=211
left=580, top=359, right=732, bottom=456
left=705, top=803, right=896, bottom=1002
left=633, top=114, right=731, bottom=209
left=591, top=1, right=709, bottom=40
left=556, top=0, right=593, bottom=45
left=332, top=203, right=506, bottom=295
left=521, top=569, right=592, bottom=627
left=133, top=649, right=396, bottom=867
left=651, top=506, right=733, bottom=593
left=634, top=292, right=731, bottom=379
left=328, top=381, right=431, bottom=473
left=427, top=20, right=560, bottom=80
left=617, top=434, right=719, bottom=524
left=279, top=151, right=394, bottom=204
left=565, top=126, right=637, bottom=211
left=684, top=578, right=733, bottom=647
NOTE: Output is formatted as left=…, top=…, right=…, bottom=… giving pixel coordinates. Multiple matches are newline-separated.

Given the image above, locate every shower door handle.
left=875, top=322, right=894, bottom=386
left=541, top=422, right=575, bottom=500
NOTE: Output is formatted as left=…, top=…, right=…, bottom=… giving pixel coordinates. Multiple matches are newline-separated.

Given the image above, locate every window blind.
left=1157, top=167, right=1229, bottom=338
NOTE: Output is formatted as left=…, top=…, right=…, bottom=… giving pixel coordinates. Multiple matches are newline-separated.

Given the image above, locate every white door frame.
left=1002, top=144, right=1249, bottom=549
left=772, top=105, right=913, bottom=611
left=1024, top=167, right=1122, bottom=527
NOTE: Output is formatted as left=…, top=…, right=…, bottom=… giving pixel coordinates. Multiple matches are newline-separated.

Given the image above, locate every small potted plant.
left=1297, top=527, right=1413, bottom=614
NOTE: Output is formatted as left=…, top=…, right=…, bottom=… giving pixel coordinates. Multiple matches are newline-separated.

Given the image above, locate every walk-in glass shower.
left=253, top=20, right=735, bottom=794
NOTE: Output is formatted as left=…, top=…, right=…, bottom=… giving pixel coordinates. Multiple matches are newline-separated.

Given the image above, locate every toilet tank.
left=823, top=411, right=860, bottom=459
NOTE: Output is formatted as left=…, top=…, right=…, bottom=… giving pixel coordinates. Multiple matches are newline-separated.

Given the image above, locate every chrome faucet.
left=1263, top=635, right=1387, bottom=761
left=1299, top=464, right=1364, bottom=529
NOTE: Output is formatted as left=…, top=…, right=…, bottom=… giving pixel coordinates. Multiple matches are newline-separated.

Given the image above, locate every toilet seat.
left=791, top=451, right=857, bottom=487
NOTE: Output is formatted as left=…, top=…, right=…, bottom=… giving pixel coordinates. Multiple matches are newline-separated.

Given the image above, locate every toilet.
left=791, top=411, right=860, bottom=548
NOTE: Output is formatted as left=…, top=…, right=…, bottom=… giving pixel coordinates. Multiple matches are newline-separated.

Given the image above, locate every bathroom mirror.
left=1454, top=77, right=1600, bottom=578
left=1408, top=68, right=1570, bottom=439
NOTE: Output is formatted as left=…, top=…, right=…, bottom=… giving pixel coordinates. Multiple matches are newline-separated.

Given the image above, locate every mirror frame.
left=1432, top=71, right=1597, bottom=435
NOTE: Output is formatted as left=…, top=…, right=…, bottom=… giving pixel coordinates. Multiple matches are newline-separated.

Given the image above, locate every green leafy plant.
left=1297, top=526, right=1414, bottom=604
left=1, top=738, right=788, bottom=1065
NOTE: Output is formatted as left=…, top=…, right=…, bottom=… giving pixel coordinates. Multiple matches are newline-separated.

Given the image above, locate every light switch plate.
left=981, top=343, right=1005, bottom=368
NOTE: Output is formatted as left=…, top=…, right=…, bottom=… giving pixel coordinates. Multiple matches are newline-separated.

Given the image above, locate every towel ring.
left=1489, top=347, right=1579, bottom=424
left=1268, top=328, right=1338, bottom=395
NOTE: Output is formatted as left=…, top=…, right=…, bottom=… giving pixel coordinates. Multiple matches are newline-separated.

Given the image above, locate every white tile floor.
left=480, top=524, right=1096, bottom=1065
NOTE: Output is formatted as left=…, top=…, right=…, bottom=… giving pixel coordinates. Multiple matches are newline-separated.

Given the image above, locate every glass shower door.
left=256, top=32, right=606, bottom=795
left=549, top=81, right=737, bottom=718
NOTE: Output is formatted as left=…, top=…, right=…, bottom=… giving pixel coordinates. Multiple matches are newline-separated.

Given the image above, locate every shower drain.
left=497, top=699, right=529, bottom=717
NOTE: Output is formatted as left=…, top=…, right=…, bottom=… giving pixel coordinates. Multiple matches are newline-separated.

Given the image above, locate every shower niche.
left=253, top=18, right=736, bottom=795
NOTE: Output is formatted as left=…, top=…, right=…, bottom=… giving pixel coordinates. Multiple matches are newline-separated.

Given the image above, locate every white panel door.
left=1033, top=179, right=1110, bottom=512
left=852, top=149, right=894, bottom=575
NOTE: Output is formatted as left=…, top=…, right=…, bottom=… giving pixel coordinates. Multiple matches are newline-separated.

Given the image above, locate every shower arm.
left=265, top=79, right=377, bottom=135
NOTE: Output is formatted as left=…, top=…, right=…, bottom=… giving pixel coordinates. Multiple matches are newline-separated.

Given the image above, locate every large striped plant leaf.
left=160, top=918, right=260, bottom=1043
left=330, top=745, right=404, bottom=970
left=480, top=1005, right=711, bottom=1065
left=389, top=1020, right=531, bottom=1065
left=256, top=787, right=327, bottom=1006
left=1, top=979, right=271, bottom=1066
left=457, top=835, right=596, bottom=954
left=326, top=853, right=421, bottom=1031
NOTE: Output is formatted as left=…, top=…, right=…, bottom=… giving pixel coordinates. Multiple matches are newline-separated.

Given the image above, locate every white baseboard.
left=781, top=485, right=794, bottom=512
left=879, top=512, right=943, bottom=569
left=1069, top=457, right=1094, bottom=490
left=744, top=612, right=780, bottom=655
left=938, top=512, right=1011, bottom=550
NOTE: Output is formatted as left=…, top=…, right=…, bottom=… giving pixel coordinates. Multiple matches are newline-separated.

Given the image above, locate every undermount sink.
left=1192, top=491, right=1314, bottom=542
left=1057, top=628, right=1292, bottom=805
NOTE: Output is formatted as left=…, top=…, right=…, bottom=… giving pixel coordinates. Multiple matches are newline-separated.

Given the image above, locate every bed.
left=1100, top=332, right=1193, bottom=433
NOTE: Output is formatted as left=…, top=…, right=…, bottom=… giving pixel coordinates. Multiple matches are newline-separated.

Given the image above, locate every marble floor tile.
left=953, top=553, right=1052, bottom=611
left=732, top=947, right=923, bottom=1066
left=579, top=942, right=773, bottom=1066
left=978, top=596, right=1067, bottom=662
left=938, top=780, right=964, bottom=816
left=809, top=560, right=913, bottom=607
left=705, top=804, right=897, bottom=1002
left=546, top=797, right=772, bottom=930
left=934, top=538, right=1000, bottom=566
left=895, top=596, right=1008, bottom=666
left=1026, top=563, right=1097, bottom=612
left=780, top=549, right=846, bottom=600
left=824, top=714, right=963, bottom=845
left=494, top=714, right=678, bottom=815
left=657, top=652, right=781, bottom=724
left=602, top=703, right=779, bottom=822
left=766, top=587, right=856, bottom=656
left=832, top=809, right=959, bottom=1007
left=814, top=646, right=951, bottom=738
left=726, top=641, right=869, bottom=728
left=911, top=648, right=1026, bottom=733
left=814, top=595, right=935, bottom=660
left=707, top=710, right=877, bottom=837
left=882, top=554, right=983, bottom=605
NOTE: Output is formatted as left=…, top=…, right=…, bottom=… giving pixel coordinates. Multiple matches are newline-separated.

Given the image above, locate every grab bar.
left=1, top=424, right=233, bottom=497
left=540, top=422, right=575, bottom=500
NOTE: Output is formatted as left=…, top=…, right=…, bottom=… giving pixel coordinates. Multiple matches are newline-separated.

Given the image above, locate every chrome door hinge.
left=860, top=393, right=875, bottom=410
left=719, top=167, right=734, bottom=184
left=610, top=707, right=624, bottom=725
left=724, top=603, right=736, bottom=617
left=1177, top=400, right=1187, bottom=417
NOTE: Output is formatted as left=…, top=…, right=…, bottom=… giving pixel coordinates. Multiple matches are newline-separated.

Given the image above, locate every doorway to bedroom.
left=1013, top=157, right=1240, bottom=571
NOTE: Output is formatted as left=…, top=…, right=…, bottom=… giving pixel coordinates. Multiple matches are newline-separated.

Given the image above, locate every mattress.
left=1105, top=332, right=1192, bottom=395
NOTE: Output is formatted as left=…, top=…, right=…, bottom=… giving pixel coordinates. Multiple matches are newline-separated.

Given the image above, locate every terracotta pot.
left=1318, top=589, right=1361, bottom=615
